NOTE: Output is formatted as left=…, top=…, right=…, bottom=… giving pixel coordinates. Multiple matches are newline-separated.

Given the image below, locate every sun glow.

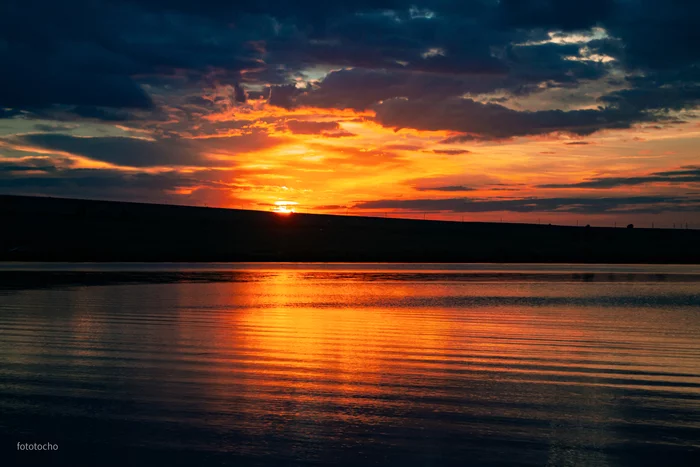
left=272, top=200, right=298, bottom=214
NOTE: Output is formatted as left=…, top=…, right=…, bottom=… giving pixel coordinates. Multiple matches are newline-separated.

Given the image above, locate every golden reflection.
left=3, top=268, right=700, bottom=464
left=166, top=272, right=697, bottom=463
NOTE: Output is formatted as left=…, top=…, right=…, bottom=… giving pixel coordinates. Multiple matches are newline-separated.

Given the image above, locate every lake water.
left=2, top=263, right=699, bottom=466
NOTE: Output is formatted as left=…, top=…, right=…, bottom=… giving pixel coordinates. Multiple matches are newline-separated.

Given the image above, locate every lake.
left=2, top=263, right=699, bottom=466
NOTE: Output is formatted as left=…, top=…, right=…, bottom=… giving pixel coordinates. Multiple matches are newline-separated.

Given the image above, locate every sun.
left=272, top=200, right=297, bottom=215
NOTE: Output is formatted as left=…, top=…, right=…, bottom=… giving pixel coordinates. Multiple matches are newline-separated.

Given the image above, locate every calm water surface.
left=1, top=263, right=699, bottom=466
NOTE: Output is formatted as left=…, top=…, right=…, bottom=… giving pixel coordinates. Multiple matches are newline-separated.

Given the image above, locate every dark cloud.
left=268, top=9, right=511, bottom=77
left=69, top=106, right=143, bottom=122
left=321, top=130, right=356, bottom=138
left=290, top=44, right=609, bottom=111
left=0, top=0, right=267, bottom=117
left=0, top=64, right=153, bottom=115
left=374, top=96, right=650, bottom=139
left=232, top=83, right=248, bottom=103
left=184, top=96, right=217, bottom=107
left=0, top=166, right=237, bottom=205
left=439, top=134, right=489, bottom=144
left=8, top=134, right=204, bottom=167
left=285, top=120, right=341, bottom=135
left=414, top=185, right=475, bottom=192
left=539, top=167, right=700, bottom=189
left=33, top=123, right=77, bottom=132
left=268, top=85, right=301, bottom=109
left=600, top=1, right=700, bottom=71
left=502, top=43, right=609, bottom=94
left=583, top=2, right=700, bottom=119
left=280, top=119, right=356, bottom=137
left=0, top=108, right=22, bottom=119
left=1, top=0, right=696, bottom=136
left=495, top=0, right=616, bottom=31
left=130, top=0, right=407, bottom=24
left=0, top=156, right=69, bottom=173
left=600, top=82, right=700, bottom=113
left=355, top=195, right=700, bottom=214
left=4, top=132, right=284, bottom=168
left=0, top=5, right=156, bottom=114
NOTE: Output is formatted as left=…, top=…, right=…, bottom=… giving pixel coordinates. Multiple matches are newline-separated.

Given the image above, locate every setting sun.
left=272, top=201, right=297, bottom=214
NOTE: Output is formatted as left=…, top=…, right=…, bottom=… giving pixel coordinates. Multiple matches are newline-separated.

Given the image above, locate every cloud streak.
left=539, top=167, right=700, bottom=189
left=355, top=196, right=700, bottom=214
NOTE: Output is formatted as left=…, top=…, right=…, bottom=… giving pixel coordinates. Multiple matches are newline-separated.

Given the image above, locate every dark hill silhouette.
left=1, top=195, right=698, bottom=263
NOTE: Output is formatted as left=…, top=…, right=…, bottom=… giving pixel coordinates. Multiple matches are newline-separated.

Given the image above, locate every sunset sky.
left=1, top=0, right=699, bottom=226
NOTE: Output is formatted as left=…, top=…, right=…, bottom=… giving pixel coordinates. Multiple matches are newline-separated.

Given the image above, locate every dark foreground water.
left=1, top=263, right=699, bottom=466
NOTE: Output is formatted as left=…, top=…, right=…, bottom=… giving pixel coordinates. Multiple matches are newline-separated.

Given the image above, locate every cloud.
left=5, top=134, right=203, bottom=167
left=414, top=185, right=475, bottom=192
left=1, top=0, right=699, bottom=220
left=4, top=132, right=285, bottom=168
left=0, top=47, right=154, bottom=113
left=69, top=106, right=142, bottom=122
left=268, top=85, right=300, bottom=109
left=270, top=9, right=511, bottom=78
left=0, top=169, right=235, bottom=206
left=600, top=81, right=700, bottom=113
left=4, top=75, right=152, bottom=112
left=374, top=96, right=651, bottom=139
left=432, top=149, right=471, bottom=155
left=0, top=156, right=70, bottom=173
left=0, top=108, right=22, bottom=119
left=288, top=44, right=609, bottom=111
left=354, top=195, right=700, bottom=214
left=539, top=167, right=700, bottom=189
left=282, top=120, right=355, bottom=137
left=1, top=0, right=697, bottom=134
left=33, top=123, right=77, bottom=133
left=382, top=144, right=424, bottom=151
left=285, top=120, right=341, bottom=135
left=495, top=0, right=615, bottom=31
left=600, top=1, right=700, bottom=71
left=0, top=0, right=268, bottom=117
left=321, top=130, right=356, bottom=138
left=232, top=83, right=248, bottom=103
